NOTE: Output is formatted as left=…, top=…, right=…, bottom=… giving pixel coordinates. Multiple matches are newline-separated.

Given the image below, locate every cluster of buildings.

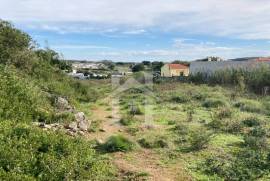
left=161, top=57, right=270, bottom=77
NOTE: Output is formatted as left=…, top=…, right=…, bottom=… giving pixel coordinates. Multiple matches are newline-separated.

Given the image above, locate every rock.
left=78, top=119, right=89, bottom=131
left=96, top=139, right=104, bottom=145
left=39, top=122, right=46, bottom=128
left=44, top=124, right=52, bottom=129
left=75, top=112, right=85, bottom=122
left=68, top=122, right=78, bottom=132
left=78, top=131, right=85, bottom=136
left=56, top=97, right=72, bottom=111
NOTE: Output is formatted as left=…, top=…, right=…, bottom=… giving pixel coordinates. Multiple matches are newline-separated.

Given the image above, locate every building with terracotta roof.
left=161, top=63, right=189, bottom=77
left=255, top=57, right=270, bottom=62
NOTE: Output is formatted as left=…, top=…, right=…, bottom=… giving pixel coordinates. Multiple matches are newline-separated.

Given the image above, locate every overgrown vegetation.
left=0, top=20, right=115, bottom=180
left=100, top=135, right=135, bottom=153
left=189, top=66, right=270, bottom=95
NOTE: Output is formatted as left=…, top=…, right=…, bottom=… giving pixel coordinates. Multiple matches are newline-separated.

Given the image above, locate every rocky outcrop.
left=33, top=112, right=91, bottom=136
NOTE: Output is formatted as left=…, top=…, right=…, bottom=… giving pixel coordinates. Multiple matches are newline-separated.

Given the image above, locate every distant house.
left=161, top=64, right=189, bottom=77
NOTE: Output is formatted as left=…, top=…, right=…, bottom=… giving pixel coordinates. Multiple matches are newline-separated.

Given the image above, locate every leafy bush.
left=120, top=116, right=137, bottom=126
left=189, top=129, right=212, bottom=151
left=129, top=104, right=143, bottom=115
left=202, top=98, right=228, bottom=108
left=171, top=94, right=190, bottom=103
left=101, top=135, right=135, bottom=152
left=0, top=122, right=115, bottom=180
left=242, top=126, right=268, bottom=150
left=242, top=117, right=261, bottom=127
left=138, top=137, right=168, bottom=149
left=0, top=65, right=52, bottom=122
left=216, top=106, right=233, bottom=119
left=203, top=150, right=269, bottom=181
left=172, top=123, right=189, bottom=144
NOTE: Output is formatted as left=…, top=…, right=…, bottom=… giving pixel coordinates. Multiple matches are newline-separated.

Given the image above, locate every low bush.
left=0, top=122, right=115, bottom=180
left=202, top=98, right=228, bottom=108
left=243, top=126, right=268, bottom=150
left=101, top=135, right=135, bottom=152
left=242, top=117, right=261, bottom=127
left=129, top=104, right=143, bottom=115
left=172, top=123, right=189, bottom=144
left=138, top=137, right=168, bottom=149
left=120, top=116, right=137, bottom=126
left=0, top=65, right=52, bottom=122
left=216, top=106, right=233, bottom=119
left=189, top=129, right=213, bottom=151
left=171, top=94, right=190, bottom=103
left=208, top=118, right=243, bottom=134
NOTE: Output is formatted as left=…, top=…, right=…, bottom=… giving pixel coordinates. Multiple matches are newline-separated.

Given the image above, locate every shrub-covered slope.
left=0, top=20, right=115, bottom=180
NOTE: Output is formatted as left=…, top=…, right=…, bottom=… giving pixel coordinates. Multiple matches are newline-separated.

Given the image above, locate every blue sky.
left=1, top=0, right=270, bottom=61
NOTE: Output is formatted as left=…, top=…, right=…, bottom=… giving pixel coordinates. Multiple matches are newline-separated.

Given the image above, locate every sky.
left=1, top=0, right=270, bottom=61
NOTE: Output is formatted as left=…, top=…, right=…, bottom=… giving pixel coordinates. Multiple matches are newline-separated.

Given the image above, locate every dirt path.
left=86, top=99, right=123, bottom=141
left=86, top=98, right=191, bottom=181
left=114, top=149, right=191, bottom=181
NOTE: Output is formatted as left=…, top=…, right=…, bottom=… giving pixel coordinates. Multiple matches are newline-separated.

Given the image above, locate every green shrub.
left=203, top=98, right=228, bottom=108
left=0, top=122, right=115, bottom=180
left=203, top=150, right=269, bottom=181
left=129, top=104, right=143, bottom=115
left=242, top=117, right=261, bottom=127
left=172, top=123, right=189, bottom=144
left=208, top=118, right=243, bottom=134
left=101, top=135, right=135, bottom=152
left=138, top=137, right=168, bottom=149
left=0, top=65, right=52, bottom=122
left=120, top=116, right=137, bottom=126
left=189, top=129, right=212, bottom=151
left=216, top=106, right=233, bottom=119
left=171, top=95, right=190, bottom=103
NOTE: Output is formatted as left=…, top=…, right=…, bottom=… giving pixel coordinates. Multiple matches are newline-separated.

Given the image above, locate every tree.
left=0, top=20, right=32, bottom=65
left=151, top=61, right=164, bottom=71
left=132, top=63, right=145, bottom=72
left=142, top=61, right=151, bottom=66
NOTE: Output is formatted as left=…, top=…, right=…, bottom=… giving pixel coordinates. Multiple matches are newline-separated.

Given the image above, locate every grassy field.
left=1, top=20, right=270, bottom=180
left=85, top=78, right=270, bottom=181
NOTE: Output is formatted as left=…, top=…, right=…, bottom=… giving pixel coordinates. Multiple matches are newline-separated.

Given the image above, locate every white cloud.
left=122, top=29, right=146, bottom=35
left=1, top=0, right=270, bottom=39
left=51, top=44, right=110, bottom=49
left=73, top=42, right=270, bottom=61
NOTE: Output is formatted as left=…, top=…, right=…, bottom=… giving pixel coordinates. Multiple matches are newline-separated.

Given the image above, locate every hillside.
left=0, top=20, right=115, bottom=180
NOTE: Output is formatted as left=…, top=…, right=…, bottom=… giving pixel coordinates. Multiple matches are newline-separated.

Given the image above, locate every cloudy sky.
left=1, top=0, right=270, bottom=61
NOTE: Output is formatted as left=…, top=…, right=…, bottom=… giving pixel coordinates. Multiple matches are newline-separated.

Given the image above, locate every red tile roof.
left=168, top=64, right=189, bottom=69
left=256, top=57, right=270, bottom=62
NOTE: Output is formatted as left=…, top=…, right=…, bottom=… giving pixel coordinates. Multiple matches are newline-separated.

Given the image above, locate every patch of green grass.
left=100, top=135, right=135, bottom=152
